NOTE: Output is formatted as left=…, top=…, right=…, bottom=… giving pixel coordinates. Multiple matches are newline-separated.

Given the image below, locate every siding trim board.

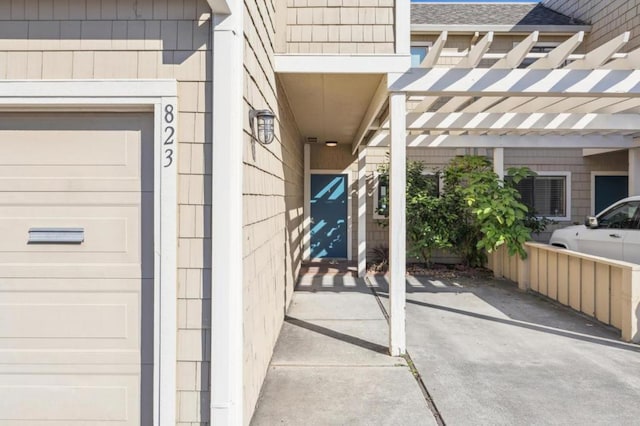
left=0, top=79, right=178, bottom=426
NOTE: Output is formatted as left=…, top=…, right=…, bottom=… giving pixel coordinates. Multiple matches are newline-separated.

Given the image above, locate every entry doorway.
left=592, top=173, right=628, bottom=215
left=310, top=173, right=349, bottom=259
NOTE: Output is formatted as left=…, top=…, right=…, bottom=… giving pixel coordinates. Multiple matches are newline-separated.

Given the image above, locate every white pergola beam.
left=456, top=31, right=494, bottom=68
left=603, top=46, right=640, bottom=70
left=411, top=96, right=440, bottom=113
left=352, top=75, right=389, bottom=154
left=528, top=31, right=584, bottom=69
left=493, top=31, right=539, bottom=69
left=420, top=31, right=447, bottom=68
left=388, top=68, right=640, bottom=97
left=405, top=112, right=640, bottom=132
left=389, top=92, right=406, bottom=356
left=566, top=32, right=629, bottom=69
left=368, top=133, right=637, bottom=149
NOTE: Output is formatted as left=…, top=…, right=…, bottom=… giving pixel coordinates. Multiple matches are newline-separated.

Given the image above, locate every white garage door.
left=0, top=113, right=154, bottom=425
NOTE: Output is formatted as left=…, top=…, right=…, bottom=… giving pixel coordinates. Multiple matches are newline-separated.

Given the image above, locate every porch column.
left=358, top=146, right=367, bottom=278
left=389, top=92, right=406, bottom=356
left=630, top=147, right=640, bottom=196
left=493, top=147, right=504, bottom=181
left=303, top=143, right=311, bottom=260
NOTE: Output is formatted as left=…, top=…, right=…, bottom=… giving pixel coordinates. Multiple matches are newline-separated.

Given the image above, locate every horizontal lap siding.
left=0, top=1, right=211, bottom=424
left=244, top=1, right=305, bottom=423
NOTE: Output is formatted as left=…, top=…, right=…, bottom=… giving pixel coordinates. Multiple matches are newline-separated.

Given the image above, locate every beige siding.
left=243, top=1, right=305, bottom=423
left=543, top=0, right=640, bottom=50
left=281, top=0, right=395, bottom=54
left=1, top=1, right=206, bottom=424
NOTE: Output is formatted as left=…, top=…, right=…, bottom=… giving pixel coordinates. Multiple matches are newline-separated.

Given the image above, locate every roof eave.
left=411, top=24, right=592, bottom=35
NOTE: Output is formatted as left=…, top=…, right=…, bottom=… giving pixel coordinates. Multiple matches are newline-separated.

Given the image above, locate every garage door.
left=0, top=113, right=153, bottom=425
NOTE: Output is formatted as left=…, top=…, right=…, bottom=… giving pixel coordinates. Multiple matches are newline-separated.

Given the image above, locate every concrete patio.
left=251, top=265, right=640, bottom=425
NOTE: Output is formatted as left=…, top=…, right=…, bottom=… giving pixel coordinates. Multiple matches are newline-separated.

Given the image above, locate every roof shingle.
left=411, top=3, right=586, bottom=27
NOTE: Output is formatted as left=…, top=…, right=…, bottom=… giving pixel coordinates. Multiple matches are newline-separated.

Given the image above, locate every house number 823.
left=163, top=104, right=175, bottom=168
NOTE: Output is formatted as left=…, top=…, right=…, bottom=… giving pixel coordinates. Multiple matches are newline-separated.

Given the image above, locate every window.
left=597, top=201, right=640, bottom=230
left=373, top=171, right=440, bottom=219
left=515, top=42, right=561, bottom=68
left=411, top=42, right=431, bottom=67
left=512, top=172, right=571, bottom=220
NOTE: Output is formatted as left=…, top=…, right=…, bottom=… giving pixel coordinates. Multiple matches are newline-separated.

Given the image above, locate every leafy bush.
left=377, top=155, right=547, bottom=267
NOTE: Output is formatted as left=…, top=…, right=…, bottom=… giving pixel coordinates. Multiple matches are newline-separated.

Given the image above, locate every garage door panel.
left=0, top=278, right=144, bottom=293
left=0, top=113, right=153, bottom=193
left=0, top=291, right=139, bottom=352
left=0, top=264, right=145, bottom=279
left=0, top=370, right=139, bottom=425
left=0, top=196, right=149, bottom=266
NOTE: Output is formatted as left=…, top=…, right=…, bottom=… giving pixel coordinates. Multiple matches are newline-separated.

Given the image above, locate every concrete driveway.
left=369, top=274, right=640, bottom=425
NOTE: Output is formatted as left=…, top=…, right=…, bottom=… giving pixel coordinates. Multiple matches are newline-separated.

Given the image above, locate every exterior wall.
left=282, top=0, right=395, bottom=54
left=0, top=1, right=212, bottom=423
left=543, top=0, right=640, bottom=50
left=0, top=1, right=305, bottom=424
left=243, top=1, right=304, bottom=423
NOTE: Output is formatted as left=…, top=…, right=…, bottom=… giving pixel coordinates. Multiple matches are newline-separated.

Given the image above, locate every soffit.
left=278, top=73, right=384, bottom=146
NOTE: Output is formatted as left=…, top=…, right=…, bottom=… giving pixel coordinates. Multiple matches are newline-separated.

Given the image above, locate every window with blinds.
left=514, top=175, right=567, bottom=217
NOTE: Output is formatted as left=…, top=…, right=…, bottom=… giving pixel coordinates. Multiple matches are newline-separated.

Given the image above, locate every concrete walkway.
left=252, top=267, right=640, bottom=425
left=250, top=265, right=436, bottom=425
left=369, top=274, right=640, bottom=425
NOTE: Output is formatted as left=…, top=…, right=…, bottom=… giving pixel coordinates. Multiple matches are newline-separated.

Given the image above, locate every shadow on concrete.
left=368, top=274, right=640, bottom=353
left=285, top=315, right=389, bottom=355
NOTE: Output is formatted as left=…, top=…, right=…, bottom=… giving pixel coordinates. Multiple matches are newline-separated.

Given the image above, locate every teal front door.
left=595, top=175, right=628, bottom=214
left=310, top=174, right=348, bottom=258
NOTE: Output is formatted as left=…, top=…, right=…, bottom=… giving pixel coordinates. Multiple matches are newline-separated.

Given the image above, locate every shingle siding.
left=243, top=1, right=304, bottom=423
left=282, top=0, right=395, bottom=54
left=543, top=0, right=640, bottom=50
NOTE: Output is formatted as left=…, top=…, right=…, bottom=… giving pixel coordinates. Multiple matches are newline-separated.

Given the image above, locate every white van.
left=549, top=196, right=640, bottom=264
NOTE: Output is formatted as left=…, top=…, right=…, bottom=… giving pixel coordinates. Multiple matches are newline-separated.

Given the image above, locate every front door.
left=310, top=174, right=348, bottom=258
left=594, top=175, right=628, bottom=214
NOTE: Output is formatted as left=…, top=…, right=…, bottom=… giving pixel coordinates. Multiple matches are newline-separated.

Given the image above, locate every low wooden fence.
left=488, top=242, right=640, bottom=343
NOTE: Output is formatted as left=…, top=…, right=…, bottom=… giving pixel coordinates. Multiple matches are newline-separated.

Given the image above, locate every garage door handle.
left=609, top=233, right=622, bottom=239
left=28, top=228, right=84, bottom=244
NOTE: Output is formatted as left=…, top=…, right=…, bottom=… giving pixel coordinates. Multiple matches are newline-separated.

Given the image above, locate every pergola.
left=353, top=31, right=640, bottom=355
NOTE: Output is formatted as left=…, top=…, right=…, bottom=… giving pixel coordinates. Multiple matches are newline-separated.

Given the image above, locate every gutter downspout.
left=211, top=1, right=244, bottom=424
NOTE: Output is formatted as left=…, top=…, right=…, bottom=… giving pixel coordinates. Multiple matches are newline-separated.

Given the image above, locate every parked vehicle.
left=549, top=196, right=640, bottom=264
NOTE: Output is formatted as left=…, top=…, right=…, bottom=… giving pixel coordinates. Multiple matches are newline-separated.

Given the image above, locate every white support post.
left=211, top=5, right=244, bottom=425
left=630, top=147, right=640, bottom=196
left=303, top=143, right=311, bottom=260
left=358, top=146, right=367, bottom=278
left=389, top=92, right=406, bottom=356
left=493, top=147, right=504, bottom=181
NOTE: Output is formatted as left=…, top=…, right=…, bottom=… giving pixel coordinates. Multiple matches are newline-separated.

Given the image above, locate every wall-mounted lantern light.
left=325, top=140, right=338, bottom=147
left=249, top=108, right=275, bottom=145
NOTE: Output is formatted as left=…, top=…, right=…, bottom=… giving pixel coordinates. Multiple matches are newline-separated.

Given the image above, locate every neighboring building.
left=0, top=1, right=639, bottom=425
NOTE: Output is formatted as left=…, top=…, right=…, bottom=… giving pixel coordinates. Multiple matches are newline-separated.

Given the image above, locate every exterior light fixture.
left=249, top=108, right=276, bottom=145
left=325, top=140, right=338, bottom=147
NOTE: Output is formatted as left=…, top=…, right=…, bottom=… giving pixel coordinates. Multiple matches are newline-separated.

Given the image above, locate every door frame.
left=591, top=171, right=628, bottom=215
left=0, top=80, right=178, bottom=426
left=305, top=169, right=353, bottom=261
